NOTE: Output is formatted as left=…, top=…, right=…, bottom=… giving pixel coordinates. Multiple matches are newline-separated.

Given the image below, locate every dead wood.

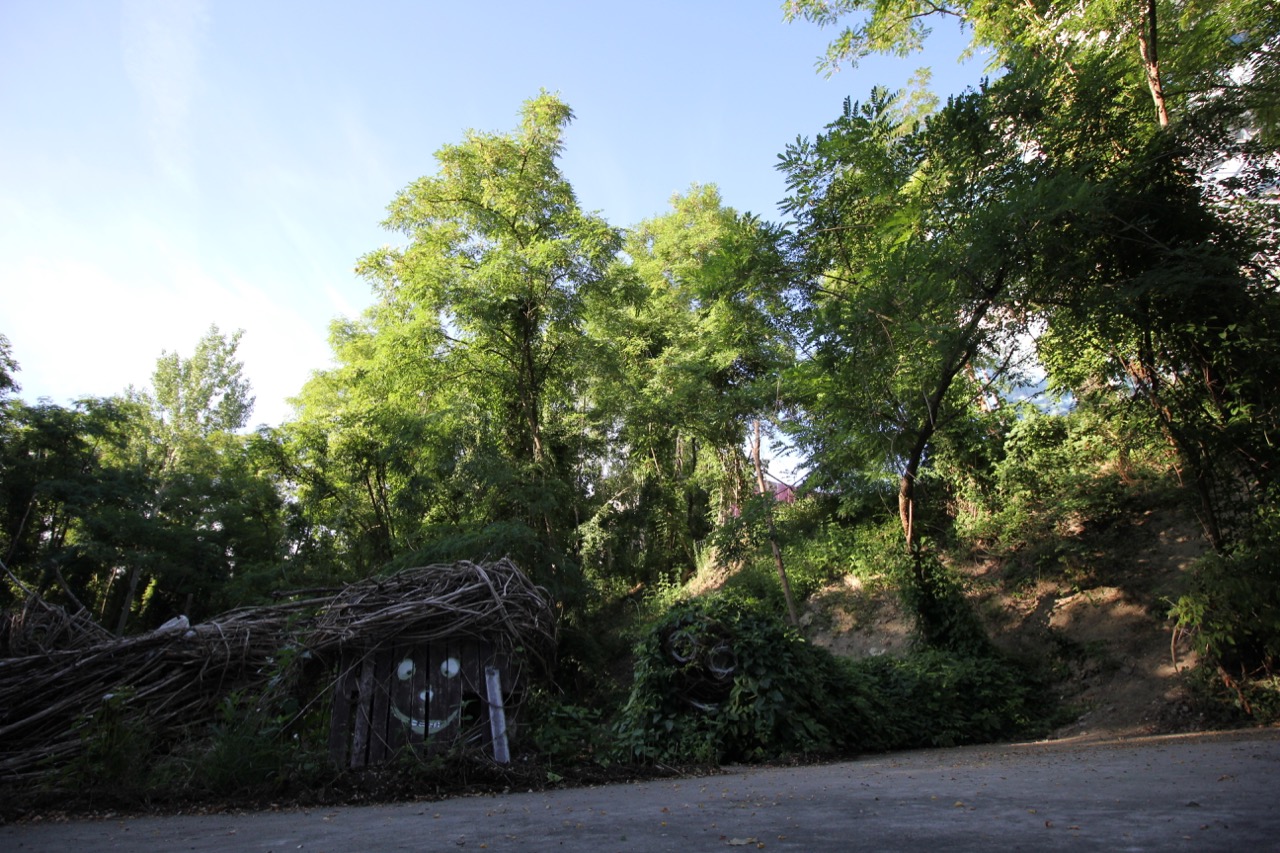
left=0, top=558, right=555, bottom=783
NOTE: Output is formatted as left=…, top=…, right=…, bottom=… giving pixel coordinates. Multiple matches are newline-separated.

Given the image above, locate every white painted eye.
left=440, top=657, right=460, bottom=678
left=419, top=690, right=427, bottom=703
left=397, top=658, right=414, bottom=681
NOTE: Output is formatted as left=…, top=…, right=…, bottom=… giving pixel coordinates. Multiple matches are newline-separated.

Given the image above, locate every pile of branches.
left=309, top=558, right=556, bottom=663
left=1, top=593, right=114, bottom=657
left=0, top=559, right=555, bottom=783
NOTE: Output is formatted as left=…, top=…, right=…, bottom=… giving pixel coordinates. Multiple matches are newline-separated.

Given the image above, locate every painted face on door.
left=389, top=655, right=462, bottom=735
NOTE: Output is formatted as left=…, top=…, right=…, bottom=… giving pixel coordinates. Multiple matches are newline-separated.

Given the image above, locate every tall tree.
left=0, top=333, right=18, bottom=400
left=584, top=186, right=798, bottom=594
left=356, top=92, right=620, bottom=469
left=782, top=0, right=1279, bottom=133
left=282, top=321, right=460, bottom=578
left=779, top=88, right=1060, bottom=645
left=784, top=0, right=1280, bottom=550
left=149, top=325, right=254, bottom=445
left=96, top=326, right=265, bottom=631
left=290, top=93, right=623, bottom=589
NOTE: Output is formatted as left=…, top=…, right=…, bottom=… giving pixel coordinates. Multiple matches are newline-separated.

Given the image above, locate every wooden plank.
left=384, top=644, right=414, bottom=756
left=327, top=651, right=359, bottom=767
left=458, top=638, right=485, bottom=749
left=459, top=638, right=485, bottom=698
left=408, top=643, right=430, bottom=749
left=427, top=640, right=462, bottom=752
left=425, top=640, right=445, bottom=754
left=350, top=652, right=376, bottom=769
left=440, top=637, right=462, bottom=744
left=367, top=648, right=393, bottom=765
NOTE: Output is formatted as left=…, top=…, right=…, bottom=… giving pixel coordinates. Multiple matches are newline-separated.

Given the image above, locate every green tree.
left=148, top=325, right=254, bottom=445
left=96, top=326, right=268, bottom=631
left=0, top=329, right=284, bottom=631
left=583, top=186, right=798, bottom=601
left=0, top=333, right=18, bottom=399
left=784, top=0, right=1280, bottom=551
left=783, top=0, right=1279, bottom=134
left=281, top=325, right=458, bottom=579
left=779, top=88, right=1067, bottom=645
left=287, top=93, right=623, bottom=592
left=0, top=396, right=135, bottom=612
left=356, top=92, right=620, bottom=468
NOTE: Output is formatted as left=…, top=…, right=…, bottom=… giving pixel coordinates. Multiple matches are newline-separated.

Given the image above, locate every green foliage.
left=188, top=690, right=328, bottom=798
left=0, top=332, right=18, bottom=398
left=778, top=83, right=1072, bottom=641
left=784, top=0, right=1280, bottom=141
left=524, top=691, right=610, bottom=766
left=612, top=595, right=1044, bottom=764
left=1170, top=500, right=1280, bottom=678
left=962, top=406, right=1173, bottom=554
left=782, top=5, right=1280, bottom=675
left=613, top=595, right=856, bottom=763
left=283, top=93, right=630, bottom=590
left=581, top=185, right=798, bottom=590
left=147, top=324, right=254, bottom=442
left=50, top=681, right=330, bottom=807
left=816, top=522, right=897, bottom=587
left=708, top=501, right=885, bottom=609
left=1182, top=664, right=1280, bottom=728
left=895, top=551, right=993, bottom=656
left=62, top=690, right=157, bottom=801
left=0, top=328, right=288, bottom=630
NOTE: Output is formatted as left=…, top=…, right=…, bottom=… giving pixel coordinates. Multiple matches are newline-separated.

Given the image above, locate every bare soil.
left=801, top=505, right=1213, bottom=740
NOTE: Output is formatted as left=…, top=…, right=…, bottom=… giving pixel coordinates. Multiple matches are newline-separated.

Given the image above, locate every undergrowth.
left=610, top=594, right=1051, bottom=765
left=1170, top=493, right=1280, bottom=723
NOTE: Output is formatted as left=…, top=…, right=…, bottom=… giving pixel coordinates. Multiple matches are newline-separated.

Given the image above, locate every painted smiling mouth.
left=391, top=705, right=460, bottom=736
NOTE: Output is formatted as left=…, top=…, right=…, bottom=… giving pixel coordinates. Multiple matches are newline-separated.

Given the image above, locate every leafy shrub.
left=959, top=407, right=1172, bottom=553
left=612, top=595, right=865, bottom=763
left=1166, top=489, right=1280, bottom=722
left=712, top=512, right=909, bottom=615
left=61, top=689, right=158, bottom=802
left=1171, top=512, right=1280, bottom=679
left=524, top=691, right=611, bottom=766
left=192, top=694, right=301, bottom=797
left=612, top=595, right=1045, bottom=764
left=895, top=551, right=994, bottom=656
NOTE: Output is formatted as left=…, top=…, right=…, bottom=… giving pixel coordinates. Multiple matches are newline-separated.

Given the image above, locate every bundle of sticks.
left=0, top=559, right=555, bottom=782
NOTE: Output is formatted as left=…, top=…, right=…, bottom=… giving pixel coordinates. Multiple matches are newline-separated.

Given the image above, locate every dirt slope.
left=802, top=506, right=1210, bottom=740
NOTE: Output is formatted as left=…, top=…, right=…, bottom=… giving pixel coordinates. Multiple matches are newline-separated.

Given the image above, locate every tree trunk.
left=752, top=419, right=798, bottom=626
left=115, top=564, right=142, bottom=636
left=1137, top=0, right=1172, bottom=127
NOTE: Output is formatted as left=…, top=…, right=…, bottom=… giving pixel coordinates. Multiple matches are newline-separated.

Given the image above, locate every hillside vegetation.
left=2, top=0, right=1278, bottom=814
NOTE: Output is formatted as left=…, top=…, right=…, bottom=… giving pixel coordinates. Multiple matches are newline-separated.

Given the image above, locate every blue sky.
left=1, top=0, right=988, bottom=428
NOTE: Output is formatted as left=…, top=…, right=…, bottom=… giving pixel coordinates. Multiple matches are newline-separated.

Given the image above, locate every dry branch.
left=0, top=558, right=555, bottom=783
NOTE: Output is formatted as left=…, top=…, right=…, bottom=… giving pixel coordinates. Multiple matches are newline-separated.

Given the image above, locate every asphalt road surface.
left=5, top=728, right=1279, bottom=852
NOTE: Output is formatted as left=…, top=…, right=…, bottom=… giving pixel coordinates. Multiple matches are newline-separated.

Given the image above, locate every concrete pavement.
left=5, top=728, right=1278, bottom=851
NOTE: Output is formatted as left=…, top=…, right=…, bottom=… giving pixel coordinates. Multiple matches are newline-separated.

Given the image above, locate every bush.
left=958, top=407, right=1173, bottom=552
left=612, top=595, right=1046, bottom=764
left=61, top=689, right=159, bottom=803
left=1171, top=515, right=1280, bottom=679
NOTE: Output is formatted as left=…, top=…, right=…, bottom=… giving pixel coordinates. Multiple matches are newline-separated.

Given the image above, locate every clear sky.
left=1, top=0, right=988, bottom=428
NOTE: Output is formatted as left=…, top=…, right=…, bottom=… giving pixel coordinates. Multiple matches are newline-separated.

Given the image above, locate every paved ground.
left=5, top=728, right=1278, bottom=852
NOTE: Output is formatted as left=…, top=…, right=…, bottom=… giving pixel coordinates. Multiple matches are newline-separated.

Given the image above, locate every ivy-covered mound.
left=614, top=596, right=1045, bottom=764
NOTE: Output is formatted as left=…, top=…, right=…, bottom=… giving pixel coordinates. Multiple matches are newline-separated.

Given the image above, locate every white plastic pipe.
left=484, top=665, right=510, bottom=764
